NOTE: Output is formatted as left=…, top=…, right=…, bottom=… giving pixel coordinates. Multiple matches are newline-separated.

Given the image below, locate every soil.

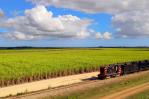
left=0, top=72, right=99, bottom=98
left=101, top=82, right=149, bottom=99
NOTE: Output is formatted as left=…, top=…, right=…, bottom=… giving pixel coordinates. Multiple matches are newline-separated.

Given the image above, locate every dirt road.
left=101, top=82, right=149, bottom=99
left=6, top=71, right=149, bottom=99
left=0, top=72, right=99, bottom=98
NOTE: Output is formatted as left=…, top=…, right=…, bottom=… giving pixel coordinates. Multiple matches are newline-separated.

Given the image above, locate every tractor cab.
left=98, top=64, right=122, bottom=80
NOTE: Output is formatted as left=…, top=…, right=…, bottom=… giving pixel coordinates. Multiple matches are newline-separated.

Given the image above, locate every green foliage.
left=0, top=48, right=149, bottom=81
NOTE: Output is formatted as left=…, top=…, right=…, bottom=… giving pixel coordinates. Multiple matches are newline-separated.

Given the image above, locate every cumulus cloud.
left=28, top=0, right=149, bottom=14
left=95, top=32, right=112, bottom=40
left=112, top=11, right=149, bottom=38
left=95, top=33, right=102, bottom=39
left=4, top=32, right=40, bottom=40
left=28, top=0, right=149, bottom=38
left=103, top=32, right=112, bottom=40
left=0, top=6, right=92, bottom=40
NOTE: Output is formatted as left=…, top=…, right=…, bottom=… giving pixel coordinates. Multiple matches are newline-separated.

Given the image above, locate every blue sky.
left=0, top=0, right=149, bottom=47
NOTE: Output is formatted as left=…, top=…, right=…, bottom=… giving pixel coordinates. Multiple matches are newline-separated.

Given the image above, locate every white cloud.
left=103, top=32, right=112, bottom=40
left=28, top=0, right=149, bottom=14
left=0, top=6, right=92, bottom=40
left=95, top=32, right=112, bottom=40
left=5, top=32, right=38, bottom=40
left=28, top=0, right=119, bottom=13
left=112, top=11, right=149, bottom=38
left=95, top=32, right=102, bottom=39
left=28, top=0, right=149, bottom=38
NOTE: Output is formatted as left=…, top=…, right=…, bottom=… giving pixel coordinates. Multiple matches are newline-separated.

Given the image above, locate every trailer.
left=98, top=60, right=149, bottom=80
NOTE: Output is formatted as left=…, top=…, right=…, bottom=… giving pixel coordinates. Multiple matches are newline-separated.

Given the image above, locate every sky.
left=0, top=0, right=149, bottom=47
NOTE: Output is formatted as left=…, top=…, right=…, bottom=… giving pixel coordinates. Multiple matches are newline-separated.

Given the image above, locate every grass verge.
left=43, top=71, right=149, bottom=99
left=126, top=89, right=149, bottom=99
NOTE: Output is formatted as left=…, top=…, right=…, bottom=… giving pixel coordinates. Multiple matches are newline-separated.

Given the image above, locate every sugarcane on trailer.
left=98, top=60, right=149, bottom=80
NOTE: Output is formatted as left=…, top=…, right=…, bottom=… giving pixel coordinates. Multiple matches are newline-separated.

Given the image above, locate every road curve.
left=0, top=72, right=99, bottom=97
left=101, top=82, right=149, bottom=99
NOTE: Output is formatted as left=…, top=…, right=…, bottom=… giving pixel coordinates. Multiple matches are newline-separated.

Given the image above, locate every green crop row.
left=0, top=48, right=149, bottom=87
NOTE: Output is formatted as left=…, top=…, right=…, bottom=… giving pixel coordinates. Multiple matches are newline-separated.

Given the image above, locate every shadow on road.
left=81, top=76, right=98, bottom=81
